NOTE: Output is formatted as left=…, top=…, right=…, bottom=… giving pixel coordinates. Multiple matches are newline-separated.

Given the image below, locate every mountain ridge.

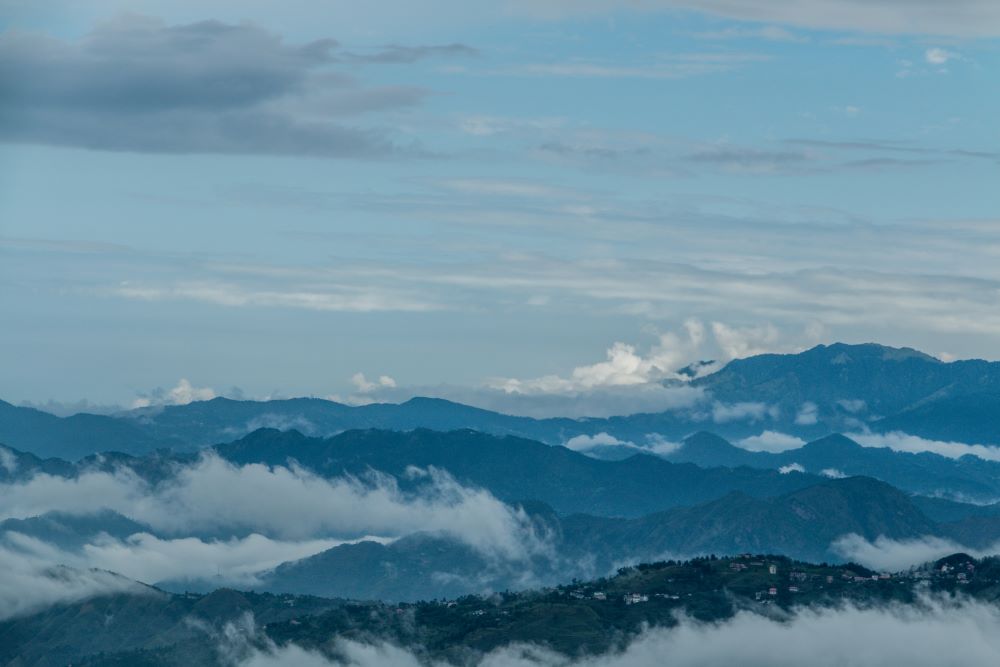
left=5, top=342, right=1000, bottom=461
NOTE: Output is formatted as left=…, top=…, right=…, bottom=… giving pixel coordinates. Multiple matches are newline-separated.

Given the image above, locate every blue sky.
left=1, top=0, right=998, bottom=414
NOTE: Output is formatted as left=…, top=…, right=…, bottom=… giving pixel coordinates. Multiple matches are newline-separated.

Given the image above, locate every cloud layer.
left=0, top=454, right=558, bottom=617
left=236, top=596, right=1000, bottom=666
left=0, top=533, right=151, bottom=620
left=849, top=431, right=1000, bottom=462
left=832, top=534, right=1000, bottom=572
left=0, top=454, right=550, bottom=560
left=1, top=529, right=346, bottom=589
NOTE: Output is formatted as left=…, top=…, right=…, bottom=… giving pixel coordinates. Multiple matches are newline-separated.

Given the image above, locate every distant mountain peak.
left=801, top=433, right=863, bottom=452
left=683, top=431, right=740, bottom=451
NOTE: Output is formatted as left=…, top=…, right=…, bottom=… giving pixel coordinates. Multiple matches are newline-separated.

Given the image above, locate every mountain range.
left=5, top=427, right=1000, bottom=601
left=4, top=343, right=1000, bottom=460
left=6, top=342, right=1000, bottom=645
left=257, top=475, right=1000, bottom=601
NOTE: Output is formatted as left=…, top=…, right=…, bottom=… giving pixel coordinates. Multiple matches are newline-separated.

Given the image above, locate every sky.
left=1, top=0, right=998, bottom=411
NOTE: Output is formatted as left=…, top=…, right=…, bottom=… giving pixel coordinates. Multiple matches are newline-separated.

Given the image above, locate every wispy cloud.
left=131, top=378, right=219, bottom=409
left=924, top=47, right=960, bottom=66
left=340, top=43, right=478, bottom=64
left=110, top=280, right=442, bottom=313
left=738, top=431, right=806, bottom=453
left=849, top=431, right=1000, bottom=462
left=503, top=53, right=770, bottom=80
left=694, top=25, right=807, bottom=42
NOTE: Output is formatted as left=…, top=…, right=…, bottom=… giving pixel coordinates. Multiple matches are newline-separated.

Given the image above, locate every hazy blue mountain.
left=690, top=342, right=1000, bottom=439
left=261, top=476, right=986, bottom=601
left=911, top=496, right=1000, bottom=523
left=0, top=510, right=152, bottom=551
left=0, top=441, right=75, bottom=481
left=0, top=400, right=172, bottom=460
left=213, top=428, right=825, bottom=517
left=563, top=476, right=940, bottom=565
left=262, top=533, right=539, bottom=601
left=875, top=392, right=1000, bottom=444
left=131, top=343, right=1000, bottom=448
left=938, top=516, right=1000, bottom=549
left=692, top=342, right=989, bottom=412
left=664, top=432, right=1000, bottom=502
left=665, top=431, right=763, bottom=468
left=5, top=343, right=1000, bottom=460
left=124, top=395, right=575, bottom=449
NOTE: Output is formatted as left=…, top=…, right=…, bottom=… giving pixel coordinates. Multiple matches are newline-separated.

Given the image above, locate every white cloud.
left=821, top=468, right=847, bottom=479
left=80, top=533, right=349, bottom=587
left=925, top=48, right=958, bottom=66
left=481, top=320, right=733, bottom=413
left=832, top=534, right=1000, bottom=572
left=351, top=373, right=397, bottom=394
left=738, top=431, right=806, bottom=453
left=0, top=447, right=17, bottom=474
left=643, top=434, right=683, bottom=456
left=113, top=281, right=441, bottom=314
left=336, top=318, right=807, bottom=419
left=794, top=402, right=819, bottom=425
left=710, top=322, right=780, bottom=361
left=694, top=25, right=806, bottom=42
left=236, top=597, right=1000, bottom=666
left=1, top=528, right=346, bottom=589
left=778, top=462, right=805, bottom=474
left=563, top=432, right=681, bottom=456
left=564, top=433, right=630, bottom=452
left=131, top=378, right=217, bottom=409
left=0, top=532, right=151, bottom=621
left=0, top=456, right=550, bottom=563
left=849, top=431, right=1000, bottom=462
left=491, top=320, right=709, bottom=394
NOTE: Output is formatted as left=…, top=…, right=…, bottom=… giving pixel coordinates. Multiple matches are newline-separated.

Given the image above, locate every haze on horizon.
left=1, top=0, right=998, bottom=412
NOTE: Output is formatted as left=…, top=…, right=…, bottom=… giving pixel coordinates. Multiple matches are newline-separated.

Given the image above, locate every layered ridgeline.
left=4, top=552, right=1000, bottom=667
left=5, top=343, right=1000, bottom=460
left=4, top=428, right=1000, bottom=602
left=665, top=432, right=1000, bottom=501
